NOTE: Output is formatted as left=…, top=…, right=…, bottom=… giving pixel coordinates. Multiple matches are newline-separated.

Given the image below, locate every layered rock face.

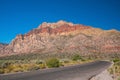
left=0, top=21, right=120, bottom=56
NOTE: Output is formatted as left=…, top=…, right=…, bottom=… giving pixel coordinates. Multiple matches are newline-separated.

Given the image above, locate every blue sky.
left=0, top=0, right=120, bottom=43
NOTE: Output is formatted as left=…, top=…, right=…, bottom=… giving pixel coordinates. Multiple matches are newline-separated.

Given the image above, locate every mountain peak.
left=56, top=20, right=74, bottom=26
left=26, top=20, right=91, bottom=36
left=0, top=21, right=120, bottom=56
left=38, top=20, right=74, bottom=29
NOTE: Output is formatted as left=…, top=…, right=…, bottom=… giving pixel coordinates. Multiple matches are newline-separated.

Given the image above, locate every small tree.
left=46, top=58, right=60, bottom=68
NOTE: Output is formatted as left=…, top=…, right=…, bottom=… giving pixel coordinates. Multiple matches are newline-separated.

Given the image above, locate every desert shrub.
left=36, top=60, right=44, bottom=64
left=113, top=58, right=120, bottom=63
left=3, top=68, right=10, bottom=73
left=0, top=61, right=12, bottom=68
left=26, top=64, right=40, bottom=71
left=108, top=59, right=120, bottom=75
left=28, top=66, right=40, bottom=71
left=59, top=62, right=64, bottom=66
left=46, top=58, right=60, bottom=68
left=8, top=64, right=23, bottom=72
left=108, top=68, right=113, bottom=74
left=72, top=54, right=82, bottom=61
left=118, top=76, right=120, bottom=80
left=0, top=69, right=4, bottom=74
left=11, top=67, right=23, bottom=72
left=39, top=63, right=46, bottom=69
left=60, top=59, right=70, bottom=63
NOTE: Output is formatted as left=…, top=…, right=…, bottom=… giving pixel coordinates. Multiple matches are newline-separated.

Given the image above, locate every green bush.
left=46, top=58, right=60, bottom=68
left=72, top=54, right=82, bottom=61
left=39, top=64, right=46, bottom=69
left=113, top=58, right=120, bottom=63
left=0, top=69, right=4, bottom=74
left=0, top=61, right=12, bottom=68
left=36, top=60, right=44, bottom=64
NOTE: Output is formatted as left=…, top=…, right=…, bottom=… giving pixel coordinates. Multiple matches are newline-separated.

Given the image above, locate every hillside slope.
left=0, top=21, right=120, bottom=56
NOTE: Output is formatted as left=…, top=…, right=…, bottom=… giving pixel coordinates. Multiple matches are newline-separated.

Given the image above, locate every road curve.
left=0, top=61, right=112, bottom=80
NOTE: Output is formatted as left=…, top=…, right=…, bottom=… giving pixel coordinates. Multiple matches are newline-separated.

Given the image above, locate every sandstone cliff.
left=0, top=21, right=120, bottom=56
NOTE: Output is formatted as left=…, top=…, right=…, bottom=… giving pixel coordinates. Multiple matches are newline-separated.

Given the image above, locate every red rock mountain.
left=0, top=43, right=8, bottom=50
left=0, top=21, right=120, bottom=56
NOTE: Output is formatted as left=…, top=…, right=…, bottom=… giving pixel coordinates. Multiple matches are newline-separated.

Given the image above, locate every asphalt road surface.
left=0, top=61, right=112, bottom=80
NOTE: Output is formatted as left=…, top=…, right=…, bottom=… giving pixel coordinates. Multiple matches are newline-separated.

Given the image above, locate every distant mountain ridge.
left=0, top=20, right=120, bottom=56
left=0, top=43, right=8, bottom=53
left=0, top=43, right=8, bottom=47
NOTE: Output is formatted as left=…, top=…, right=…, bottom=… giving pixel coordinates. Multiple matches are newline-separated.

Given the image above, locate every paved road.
left=0, top=61, right=112, bottom=80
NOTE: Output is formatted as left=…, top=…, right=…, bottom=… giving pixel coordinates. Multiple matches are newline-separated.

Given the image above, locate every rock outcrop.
left=0, top=20, right=120, bottom=56
left=0, top=43, right=8, bottom=50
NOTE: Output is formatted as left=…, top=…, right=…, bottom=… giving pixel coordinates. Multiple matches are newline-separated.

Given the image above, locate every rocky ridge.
left=0, top=20, right=120, bottom=56
left=0, top=43, right=8, bottom=50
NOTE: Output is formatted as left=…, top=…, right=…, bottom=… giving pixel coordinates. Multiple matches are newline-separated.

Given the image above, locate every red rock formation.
left=25, top=21, right=91, bottom=36
left=0, top=20, right=120, bottom=56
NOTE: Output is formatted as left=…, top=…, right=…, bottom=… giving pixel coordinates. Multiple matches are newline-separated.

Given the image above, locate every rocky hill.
left=0, top=43, right=8, bottom=51
left=0, top=20, right=120, bottom=56
left=0, top=43, right=7, bottom=48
